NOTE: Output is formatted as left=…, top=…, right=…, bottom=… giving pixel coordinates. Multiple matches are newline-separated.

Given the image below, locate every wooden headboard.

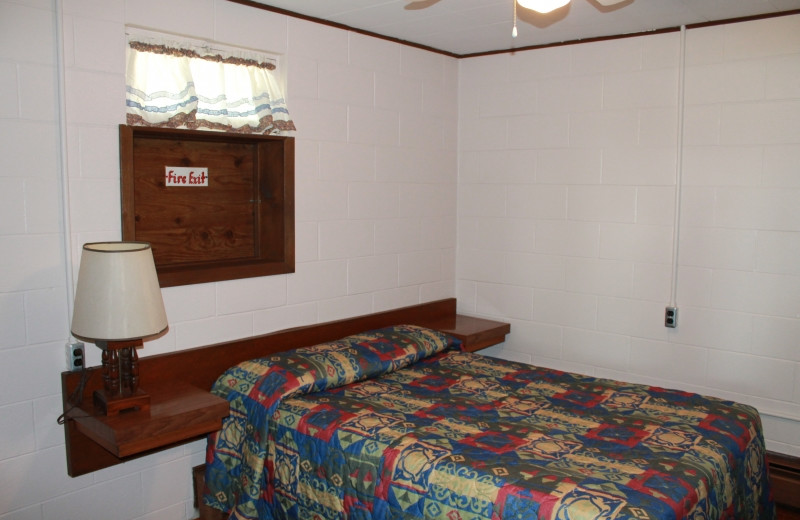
left=61, top=298, right=510, bottom=476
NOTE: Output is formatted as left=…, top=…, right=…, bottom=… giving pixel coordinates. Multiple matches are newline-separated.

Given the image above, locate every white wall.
left=457, top=15, right=800, bottom=458
left=1, top=1, right=797, bottom=518
left=0, top=0, right=457, bottom=518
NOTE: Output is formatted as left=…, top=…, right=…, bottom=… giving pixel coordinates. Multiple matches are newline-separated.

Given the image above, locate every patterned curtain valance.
left=125, top=36, right=296, bottom=135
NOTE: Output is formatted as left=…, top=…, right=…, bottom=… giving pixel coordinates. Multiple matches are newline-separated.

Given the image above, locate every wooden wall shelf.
left=61, top=299, right=510, bottom=477
left=66, top=381, right=228, bottom=458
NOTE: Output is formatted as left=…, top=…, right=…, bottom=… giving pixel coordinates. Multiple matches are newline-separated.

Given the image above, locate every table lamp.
left=71, top=242, right=168, bottom=416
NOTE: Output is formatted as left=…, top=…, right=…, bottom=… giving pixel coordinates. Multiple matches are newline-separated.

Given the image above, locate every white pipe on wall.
left=54, top=0, right=76, bottom=334
left=667, top=26, right=798, bottom=428
left=669, top=25, right=687, bottom=308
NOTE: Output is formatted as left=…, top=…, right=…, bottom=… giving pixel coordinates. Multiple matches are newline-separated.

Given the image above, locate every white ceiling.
left=250, top=0, right=800, bottom=56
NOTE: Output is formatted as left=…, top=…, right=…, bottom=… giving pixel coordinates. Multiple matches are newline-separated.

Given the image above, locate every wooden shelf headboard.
left=61, top=298, right=473, bottom=476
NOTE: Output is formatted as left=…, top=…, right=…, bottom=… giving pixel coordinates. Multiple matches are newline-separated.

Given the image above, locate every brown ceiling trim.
left=461, top=26, right=679, bottom=59
left=224, top=0, right=459, bottom=58
left=463, top=9, right=800, bottom=59
left=225, top=1, right=800, bottom=60
left=684, top=8, right=800, bottom=30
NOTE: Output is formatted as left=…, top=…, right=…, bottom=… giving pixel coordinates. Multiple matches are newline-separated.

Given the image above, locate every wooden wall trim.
left=463, top=9, right=800, bottom=59
left=223, top=0, right=459, bottom=58
left=768, top=451, right=800, bottom=510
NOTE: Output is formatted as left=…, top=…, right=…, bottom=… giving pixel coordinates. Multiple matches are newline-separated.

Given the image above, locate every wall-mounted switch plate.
left=665, top=306, right=678, bottom=328
left=66, top=342, right=84, bottom=371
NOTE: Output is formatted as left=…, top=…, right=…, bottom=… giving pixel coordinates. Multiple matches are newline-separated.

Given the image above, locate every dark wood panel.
left=120, top=125, right=294, bottom=286
left=770, top=452, right=800, bottom=512
left=131, top=136, right=258, bottom=264
left=778, top=506, right=800, bottom=520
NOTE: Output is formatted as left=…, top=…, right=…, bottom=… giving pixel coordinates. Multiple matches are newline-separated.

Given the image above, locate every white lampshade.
left=71, top=242, right=168, bottom=342
left=517, top=0, right=571, bottom=14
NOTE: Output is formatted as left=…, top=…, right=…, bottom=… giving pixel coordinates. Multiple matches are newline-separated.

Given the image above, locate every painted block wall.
left=0, top=0, right=457, bottom=518
left=457, top=15, right=800, bottom=457
left=1, top=1, right=798, bottom=518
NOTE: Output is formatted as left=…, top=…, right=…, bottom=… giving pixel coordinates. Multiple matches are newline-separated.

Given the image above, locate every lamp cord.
left=56, top=366, right=92, bottom=425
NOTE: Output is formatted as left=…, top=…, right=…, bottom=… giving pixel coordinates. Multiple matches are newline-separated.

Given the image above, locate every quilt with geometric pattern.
left=204, top=325, right=774, bottom=520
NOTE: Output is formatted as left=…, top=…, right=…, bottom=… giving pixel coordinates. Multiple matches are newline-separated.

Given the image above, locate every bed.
left=202, top=323, right=774, bottom=520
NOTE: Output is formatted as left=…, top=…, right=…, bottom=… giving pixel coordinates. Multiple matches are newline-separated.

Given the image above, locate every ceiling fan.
left=408, top=0, right=631, bottom=38
left=408, top=0, right=628, bottom=14
left=516, top=0, right=628, bottom=14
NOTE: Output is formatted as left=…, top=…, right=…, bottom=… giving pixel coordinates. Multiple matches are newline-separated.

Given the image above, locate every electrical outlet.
left=665, top=306, right=678, bottom=328
left=66, top=342, right=84, bottom=371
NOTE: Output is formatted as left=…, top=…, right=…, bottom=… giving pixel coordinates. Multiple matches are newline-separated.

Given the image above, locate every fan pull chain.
left=512, top=0, right=518, bottom=37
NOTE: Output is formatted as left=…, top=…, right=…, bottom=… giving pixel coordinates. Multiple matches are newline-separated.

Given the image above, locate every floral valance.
left=125, top=37, right=295, bottom=134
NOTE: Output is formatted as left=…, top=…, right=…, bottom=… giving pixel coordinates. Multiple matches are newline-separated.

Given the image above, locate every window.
left=125, top=35, right=295, bottom=135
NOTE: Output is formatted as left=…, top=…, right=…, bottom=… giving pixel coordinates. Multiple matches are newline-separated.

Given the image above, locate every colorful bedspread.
left=204, top=325, right=774, bottom=520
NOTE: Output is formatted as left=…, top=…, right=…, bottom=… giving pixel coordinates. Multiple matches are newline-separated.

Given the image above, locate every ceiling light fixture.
left=517, top=0, right=570, bottom=14
left=511, top=0, right=630, bottom=37
left=407, top=0, right=632, bottom=39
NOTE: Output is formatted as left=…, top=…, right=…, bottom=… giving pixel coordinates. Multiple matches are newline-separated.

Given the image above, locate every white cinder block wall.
left=1, top=0, right=798, bottom=518
left=0, top=0, right=456, bottom=518
left=457, top=15, right=800, bottom=457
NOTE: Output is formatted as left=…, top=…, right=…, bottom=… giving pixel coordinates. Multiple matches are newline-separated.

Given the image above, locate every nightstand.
left=429, top=314, right=511, bottom=352
left=62, top=377, right=228, bottom=476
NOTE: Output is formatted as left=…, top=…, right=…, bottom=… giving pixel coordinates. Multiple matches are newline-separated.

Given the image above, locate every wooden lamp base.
left=95, top=339, right=150, bottom=416
left=93, top=388, right=150, bottom=416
